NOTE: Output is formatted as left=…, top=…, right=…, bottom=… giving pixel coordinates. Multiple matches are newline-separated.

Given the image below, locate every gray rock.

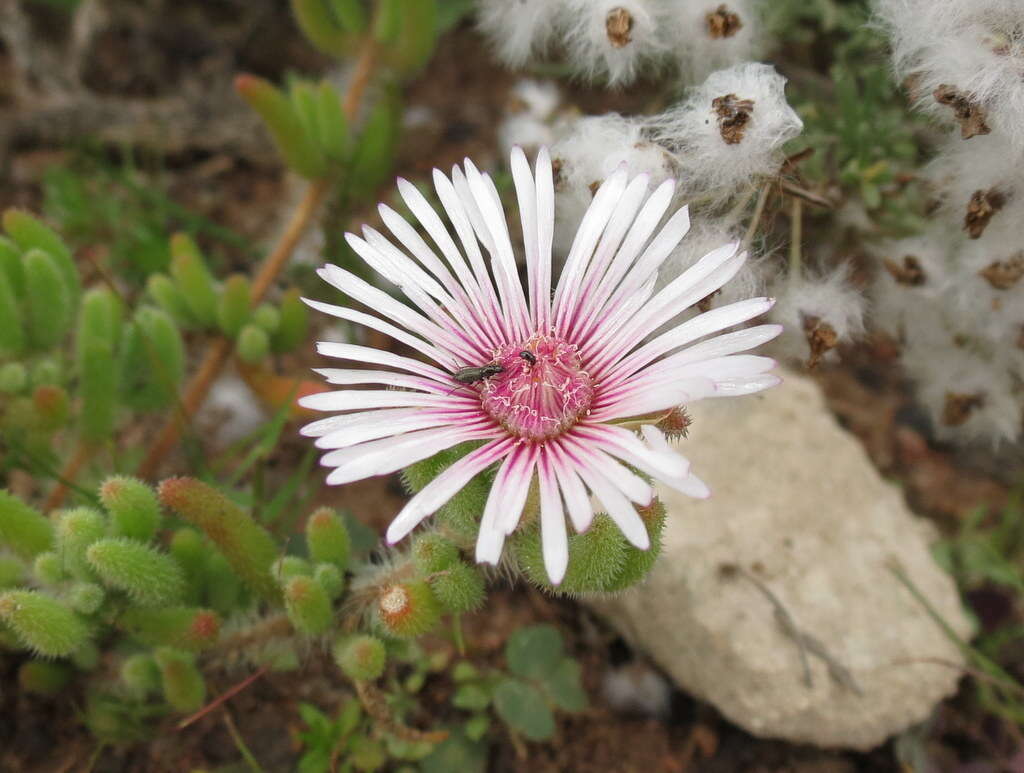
left=587, top=369, right=972, bottom=750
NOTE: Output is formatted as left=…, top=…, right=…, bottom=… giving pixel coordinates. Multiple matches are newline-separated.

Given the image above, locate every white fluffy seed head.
left=649, top=63, right=803, bottom=201
left=549, top=113, right=678, bottom=257
left=767, top=266, right=866, bottom=366
left=562, top=0, right=668, bottom=86
left=498, top=79, right=564, bottom=157
left=875, top=0, right=1024, bottom=152
left=670, top=0, right=762, bottom=81
left=477, top=0, right=566, bottom=67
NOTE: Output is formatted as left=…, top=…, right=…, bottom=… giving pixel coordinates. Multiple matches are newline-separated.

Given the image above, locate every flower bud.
left=273, top=555, right=312, bottom=582
left=99, top=476, right=162, bottom=543
left=119, top=606, right=221, bottom=650
left=305, top=507, right=350, bottom=571
left=314, top=562, right=344, bottom=599
left=0, top=489, right=54, bottom=559
left=333, top=634, right=386, bottom=680
left=86, top=538, right=185, bottom=607
left=216, top=274, right=252, bottom=338
left=56, top=507, right=105, bottom=579
left=68, top=582, right=105, bottom=614
left=33, top=552, right=64, bottom=585
left=284, top=575, right=333, bottom=635
left=0, top=590, right=90, bottom=657
left=377, top=581, right=440, bottom=638
left=429, top=561, right=486, bottom=614
left=237, top=323, right=270, bottom=364
left=412, top=533, right=459, bottom=574
left=159, top=478, right=280, bottom=602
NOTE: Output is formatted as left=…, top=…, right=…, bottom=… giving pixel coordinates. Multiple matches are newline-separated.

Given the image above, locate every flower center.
left=479, top=335, right=594, bottom=440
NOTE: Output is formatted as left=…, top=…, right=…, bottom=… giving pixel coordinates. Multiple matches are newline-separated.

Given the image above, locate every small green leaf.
left=544, top=658, right=587, bottom=713
left=452, top=683, right=491, bottom=711
left=505, top=623, right=564, bottom=681
left=492, top=678, right=555, bottom=741
left=463, top=713, right=490, bottom=742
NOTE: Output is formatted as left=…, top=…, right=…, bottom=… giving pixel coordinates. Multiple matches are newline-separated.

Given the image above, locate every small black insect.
left=519, top=350, right=537, bottom=366
left=452, top=363, right=504, bottom=384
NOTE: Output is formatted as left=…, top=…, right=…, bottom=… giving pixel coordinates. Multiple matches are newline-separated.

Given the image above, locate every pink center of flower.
left=479, top=335, right=595, bottom=440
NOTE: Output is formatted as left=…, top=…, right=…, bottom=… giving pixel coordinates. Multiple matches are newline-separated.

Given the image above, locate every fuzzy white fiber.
left=476, top=0, right=565, bottom=67
left=498, top=79, right=564, bottom=157
left=563, top=0, right=668, bottom=86
left=649, top=63, right=803, bottom=200
left=548, top=113, right=678, bottom=257
left=768, top=268, right=866, bottom=365
left=477, top=0, right=761, bottom=86
left=875, top=0, right=1024, bottom=152
left=670, top=0, right=762, bottom=81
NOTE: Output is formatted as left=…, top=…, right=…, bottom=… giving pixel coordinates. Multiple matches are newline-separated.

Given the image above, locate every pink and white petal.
left=302, top=297, right=457, bottom=371
left=498, top=443, right=541, bottom=534
left=312, top=368, right=448, bottom=393
left=314, top=409, right=479, bottom=449
left=312, top=341, right=450, bottom=381
left=433, top=168, right=508, bottom=340
left=659, top=471, right=711, bottom=499
left=302, top=407, right=439, bottom=438
left=563, top=439, right=653, bottom=506
left=586, top=178, right=676, bottom=315
left=534, top=147, right=555, bottom=330
left=605, top=355, right=776, bottom=402
left=553, top=166, right=629, bottom=331
left=563, top=174, right=650, bottom=338
left=603, top=300, right=778, bottom=387
left=476, top=444, right=537, bottom=564
left=574, top=423, right=689, bottom=480
left=323, top=423, right=501, bottom=485
left=510, top=147, right=548, bottom=330
left=386, top=437, right=516, bottom=544
left=548, top=443, right=595, bottom=533
left=299, top=388, right=475, bottom=413
left=573, top=462, right=650, bottom=550
left=602, top=204, right=691, bottom=307
left=708, top=374, right=782, bottom=397
left=537, top=450, right=569, bottom=585
left=590, top=376, right=717, bottom=421
left=463, top=160, right=531, bottom=339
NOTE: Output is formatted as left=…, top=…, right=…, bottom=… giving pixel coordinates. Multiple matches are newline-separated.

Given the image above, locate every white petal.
left=538, top=450, right=568, bottom=585
left=315, top=409, right=478, bottom=449
left=386, top=437, right=515, bottom=543
left=313, top=341, right=449, bottom=380
left=573, top=463, right=650, bottom=550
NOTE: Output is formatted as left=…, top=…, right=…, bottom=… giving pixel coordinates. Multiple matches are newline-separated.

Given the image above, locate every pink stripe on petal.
left=548, top=444, right=595, bottom=533
left=602, top=204, right=692, bottom=309
left=386, top=437, right=516, bottom=544
left=498, top=443, right=541, bottom=534
left=573, top=423, right=689, bottom=480
left=299, top=389, right=475, bottom=413
left=477, top=444, right=537, bottom=563
left=573, top=461, right=650, bottom=550
left=562, top=437, right=653, bottom=505
left=537, top=449, right=569, bottom=584
left=510, top=147, right=543, bottom=328
left=315, top=409, right=480, bottom=449
left=313, top=341, right=449, bottom=381
left=312, top=368, right=448, bottom=393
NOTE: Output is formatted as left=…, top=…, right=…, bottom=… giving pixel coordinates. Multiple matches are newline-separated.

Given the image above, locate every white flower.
left=300, top=148, right=780, bottom=584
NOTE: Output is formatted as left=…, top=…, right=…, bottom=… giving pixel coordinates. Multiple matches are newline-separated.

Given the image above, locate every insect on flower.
left=299, top=147, right=781, bottom=584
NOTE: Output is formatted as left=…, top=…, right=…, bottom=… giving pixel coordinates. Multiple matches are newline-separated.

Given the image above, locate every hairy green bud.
left=237, top=323, right=270, bottom=364
left=118, top=606, right=221, bottom=650
left=333, top=634, right=386, bottom=681
left=411, top=533, right=459, bottom=574
left=159, top=478, right=280, bottom=602
left=305, top=507, right=350, bottom=571
left=2, top=209, right=79, bottom=307
left=284, top=575, right=333, bottom=635
left=99, top=476, right=161, bottom=543
left=273, top=556, right=312, bottom=582
left=376, top=581, right=440, bottom=638
left=68, top=582, right=105, bottom=614
left=55, top=507, right=106, bottom=579
left=86, top=538, right=185, bottom=606
left=0, top=590, right=90, bottom=657
left=429, top=561, right=485, bottom=614
left=23, top=248, right=72, bottom=351
left=216, top=274, right=252, bottom=338
left=147, top=273, right=197, bottom=328
left=602, top=500, right=666, bottom=591
left=169, top=234, right=218, bottom=327
left=76, top=288, right=121, bottom=444
left=154, top=647, right=206, bottom=712
left=314, top=563, right=344, bottom=599
left=33, top=552, right=64, bottom=585
left=0, top=490, right=54, bottom=559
